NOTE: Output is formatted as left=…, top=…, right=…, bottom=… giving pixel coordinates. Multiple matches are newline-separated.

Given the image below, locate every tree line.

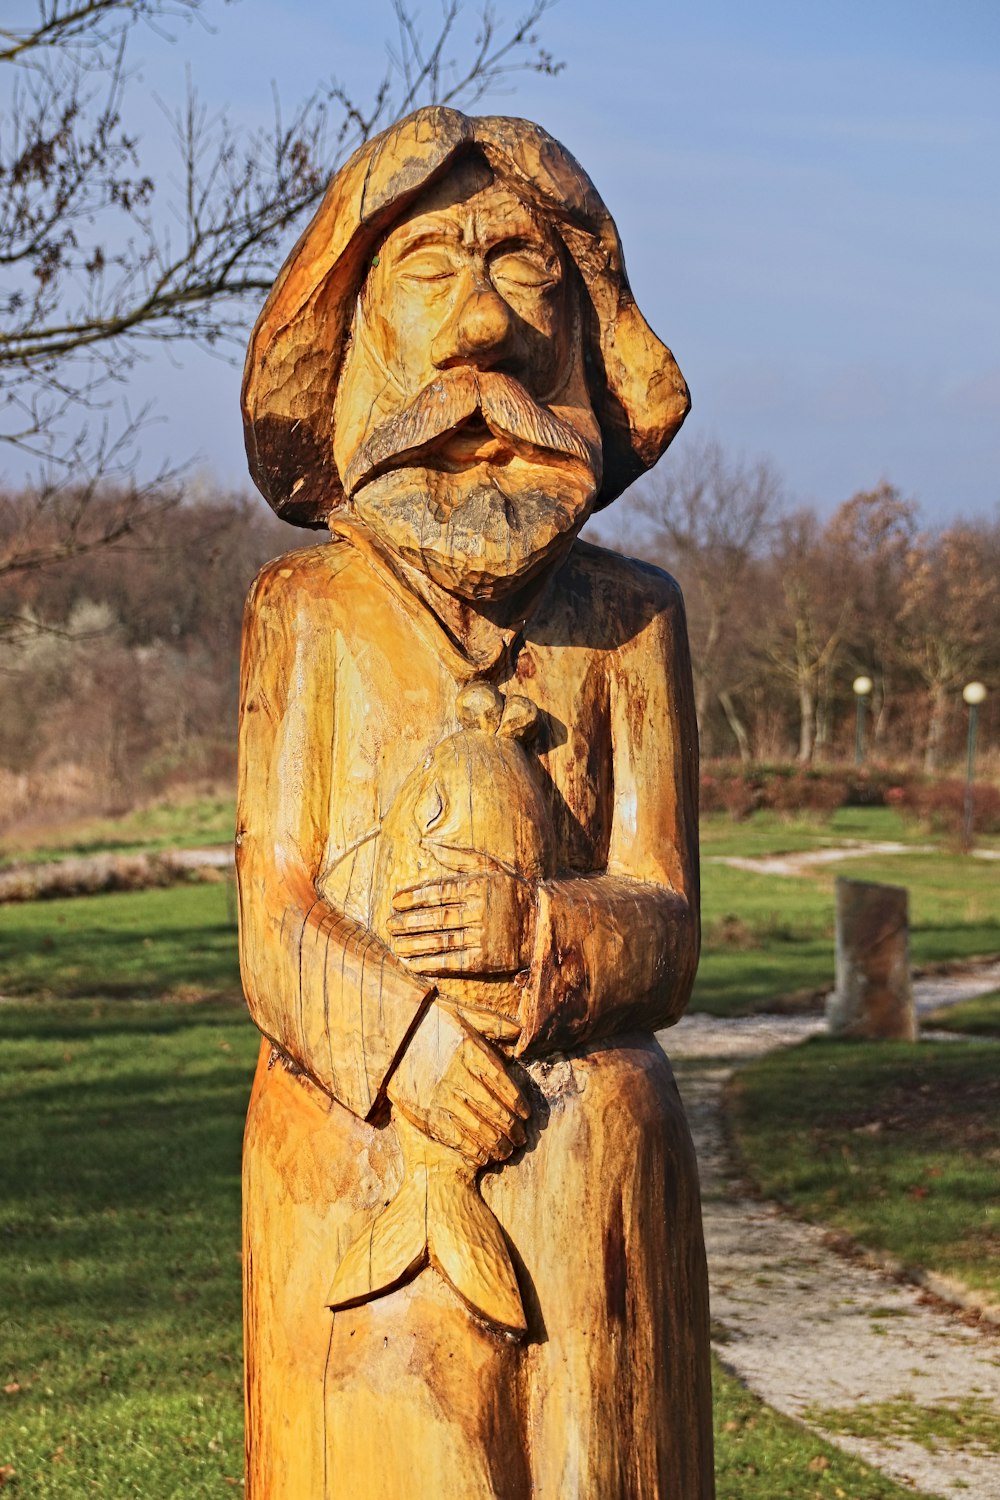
left=0, top=0, right=565, bottom=834
left=593, top=440, right=998, bottom=773
left=1, top=450, right=996, bottom=834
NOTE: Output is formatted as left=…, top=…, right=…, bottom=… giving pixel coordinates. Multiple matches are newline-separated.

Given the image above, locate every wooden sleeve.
left=517, top=578, right=700, bottom=1052
left=235, top=559, right=433, bottom=1119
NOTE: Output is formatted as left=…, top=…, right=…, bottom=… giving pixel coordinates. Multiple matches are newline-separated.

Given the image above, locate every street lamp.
left=962, top=681, right=988, bottom=851
left=852, top=675, right=873, bottom=767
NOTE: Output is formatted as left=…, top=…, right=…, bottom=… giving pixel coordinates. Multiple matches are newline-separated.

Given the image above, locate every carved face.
left=332, top=155, right=603, bottom=601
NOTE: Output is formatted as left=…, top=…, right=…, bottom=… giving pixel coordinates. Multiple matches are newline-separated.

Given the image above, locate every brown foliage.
left=606, top=462, right=997, bottom=771
left=0, top=485, right=290, bottom=824
left=1, top=1, right=562, bottom=548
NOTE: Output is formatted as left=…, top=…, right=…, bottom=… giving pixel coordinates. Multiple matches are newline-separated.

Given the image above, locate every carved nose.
left=431, top=283, right=514, bottom=369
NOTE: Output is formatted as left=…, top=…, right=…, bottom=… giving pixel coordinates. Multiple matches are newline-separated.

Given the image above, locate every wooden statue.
left=237, top=106, right=714, bottom=1498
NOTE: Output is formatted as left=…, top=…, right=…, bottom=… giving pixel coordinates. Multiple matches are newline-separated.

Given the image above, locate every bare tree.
left=605, top=439, right=781, bottom=757
left=824, top=482, right=918, bottom=747
left=759, top=508, right=855, bottom=764
left=897, top=523, right=993, bottom=772
left=0, top=0, right=562, bottom=581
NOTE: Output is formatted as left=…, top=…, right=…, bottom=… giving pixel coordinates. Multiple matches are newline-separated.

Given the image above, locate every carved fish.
left=327, top=682, right=555, bottom=1334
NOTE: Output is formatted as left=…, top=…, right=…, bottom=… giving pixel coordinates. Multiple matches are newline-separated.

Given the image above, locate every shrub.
left=897, top=778, right=1000, bottom=841
left=700, top=763, right=1000, bottom=832
left=769, top=771, right=846, bottom=815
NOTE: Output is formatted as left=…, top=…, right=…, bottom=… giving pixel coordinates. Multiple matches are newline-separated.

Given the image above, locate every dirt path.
left=664, top=965, right=1000, bottom=1498
left=708, top=842, right=999, bottom=879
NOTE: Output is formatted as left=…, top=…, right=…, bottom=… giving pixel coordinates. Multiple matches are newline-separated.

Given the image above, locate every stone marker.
left=236, top=105, right=714, bottom=1497
left=827, top=876, right=916, bottom=1040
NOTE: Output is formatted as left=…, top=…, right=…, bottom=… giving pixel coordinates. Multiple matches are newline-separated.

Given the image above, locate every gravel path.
left=708, top=842, right=999, bottom=879
left=664, top=964, right=1000, bottom=1498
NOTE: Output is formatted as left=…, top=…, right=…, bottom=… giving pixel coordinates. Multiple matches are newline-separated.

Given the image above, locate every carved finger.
left=392, top=927, right=476, bottom=959
left=456, top=1071, right=527, bottom=1139
left=386, top=900, right=481, bottom=936
left=443, top=1001, right=521, bottom=1045
left=392, top=876, right=485, bottom=911
left=402, top=947, right=481, bottom=976
left=428, top=1107, right=492, bottom=1165
left=462, top=1040, right=530, bottom=1119
left=449, top=1097, right=518, bottom=1159
left=459, top=1096, right=525, bottom=1161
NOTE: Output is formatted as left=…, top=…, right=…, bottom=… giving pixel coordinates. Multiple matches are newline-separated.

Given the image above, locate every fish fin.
left=427, top=1174, right=526, bottom=1336
left=326, top=1172, right=428, bottom=1311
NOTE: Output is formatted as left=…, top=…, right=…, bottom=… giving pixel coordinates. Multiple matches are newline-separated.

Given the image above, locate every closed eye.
left=489, top=246, right=562, bottom=291
left=396, top=249, right=459, bottom=283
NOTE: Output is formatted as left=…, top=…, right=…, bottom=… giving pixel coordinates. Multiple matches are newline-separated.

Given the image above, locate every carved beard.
left=345, top=367, right=602, bottom=602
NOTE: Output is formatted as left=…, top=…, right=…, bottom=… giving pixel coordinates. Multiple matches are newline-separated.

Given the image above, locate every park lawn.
left=838, top=850, right=1000, bottom=966
left=695, top=843, right=1000, bottom=1016
left=0, top=997, right=923, bottom=1500
left=699, top=805, right=924, bottom=859
left=926, top=988, right=1000, bottom=1037
left=696, top=862, right=835, bottom=1014
left=0, top=796, right=236, bottom=869
left=0, top=883, right=240, bottom=1001
left=700, top=805, right=1000, bottom=860
left=0, top=999, right=257, bottom=1495
left=0, top=839, right=995, bottom=1018
left=3, top=871, right=839, bottom=1016
left=731, top=1036, right=1000, bottom=1306
left=711, top=1362, right=933, bottom=1500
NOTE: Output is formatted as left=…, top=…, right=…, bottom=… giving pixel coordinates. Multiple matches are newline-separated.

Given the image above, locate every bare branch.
left=1, top=0, right=564, bottom=494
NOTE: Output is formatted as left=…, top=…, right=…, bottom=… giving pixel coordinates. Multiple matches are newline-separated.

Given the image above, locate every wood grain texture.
left=241, top=106, right=689, bottom=526
left=237, top=103, right=713, bottom=1498
left=828, top=877, right=916, bottom=1040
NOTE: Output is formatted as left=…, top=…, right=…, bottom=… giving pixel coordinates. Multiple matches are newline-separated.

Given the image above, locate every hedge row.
left=700, top=764, right=1000, bottom=836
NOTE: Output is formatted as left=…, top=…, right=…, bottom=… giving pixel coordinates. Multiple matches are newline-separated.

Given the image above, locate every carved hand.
left=387, top=1001, right=529, bottom=1167
left=387, top=871, right=536, bottom=976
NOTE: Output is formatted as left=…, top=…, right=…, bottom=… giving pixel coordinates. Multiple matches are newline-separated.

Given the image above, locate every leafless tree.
left=604, top=439, right=782, bottom=757
left=758, top=508, right=856, bottom=764
left=897, top=523, right=993, bottom=772
left=0, top=0, right=562, bottom=582
left=824, top=482, right=918, bottom=748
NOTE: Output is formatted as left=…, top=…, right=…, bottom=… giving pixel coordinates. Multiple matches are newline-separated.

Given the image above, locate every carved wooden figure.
left=237, top=106, right=714, bottom=1498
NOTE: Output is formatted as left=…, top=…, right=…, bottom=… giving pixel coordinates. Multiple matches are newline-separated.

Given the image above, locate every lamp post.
left=852, top=675, right=873, bottom=767
left=962, top=681, right=988, bottom=851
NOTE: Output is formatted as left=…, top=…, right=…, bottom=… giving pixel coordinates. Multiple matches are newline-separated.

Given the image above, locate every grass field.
left=697, top=809, right=1000, bottom=1015
left=731, top=1036, right=1000, bottom=1306
left=0, top=996, right=927, bottom=1498
left=0, top=1000, right=251, bottom=1494
left=1, top=807, right=996, bottom=1017
left=0, top=883, right=239, bottom=1001
left=699, top=805, right=929, bottom=857
left=925, top=988, right=1000, bottom=1037
left=0, top=797, right=235, bottom=869
left=0, top=800, right=993, bottom=1492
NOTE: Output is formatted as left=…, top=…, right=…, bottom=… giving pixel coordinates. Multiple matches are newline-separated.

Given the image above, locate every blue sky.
left=23, top=0, right=1000, bottom=523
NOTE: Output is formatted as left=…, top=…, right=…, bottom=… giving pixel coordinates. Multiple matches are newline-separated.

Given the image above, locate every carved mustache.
left=342, top=366, right=601, bottom=498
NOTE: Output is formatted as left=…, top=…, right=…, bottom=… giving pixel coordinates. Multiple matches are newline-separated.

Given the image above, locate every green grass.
left=1, top=816, right=995, bottom=1019
left=0, top=804, right=991, bottom=1493
left=0, top=996, right=926, bottom=1498
left=0, top=796, right=235, bottom=869
left=731, top=1037, right=1000, bottom=1305
left=696, top=861, right=835, bottom=1014
left=0, top=999, right=259, bottom=1495
left=712, top=1363, right=938, bottom=1498
left=801, top=1394, right=1000, bottom=1457
left=694, top=819, right=1000, bottom=1016
left=926, top=988, right=1000, bottom=1038
left=699, top=805, right=923, bottom=859
left=0, top=884, right=240, bottom=1001
left=836, top=851, right=1000, bottom=962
